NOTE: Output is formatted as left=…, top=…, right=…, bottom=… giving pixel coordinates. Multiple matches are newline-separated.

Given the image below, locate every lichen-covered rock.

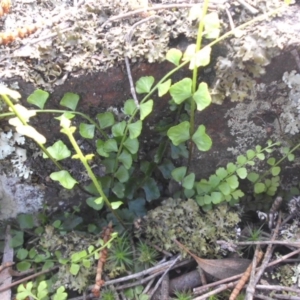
left=135, top=198, right=240, bottom=257
left=1, top=0, right=297, bottom=98
left=211, top=2, right=300, bottom=103
left=0, top=0, right=199, bottom=91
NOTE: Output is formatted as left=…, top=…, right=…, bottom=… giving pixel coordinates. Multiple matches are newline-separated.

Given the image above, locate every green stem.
left=83, top=234, right=117, bottom=260
left=191, top=0, right=210, bottom=122
left=1, top=94, right=62, bottom=170
left=189, top=0, right=210, bottom=169
left=272, top=143, right=300, bottom=167
left=40, top=110, right=108, bottom=139
left=63, top=126, right=126, bottom=229
left=30, top=294, right=38, bottom=300
left=258, top=142, right=300, bottom=183
left=62, top=234, right=117, bottom=263
left=1, top=94, right=27, bottom=125
left=0, top=109, right=108, bottom=139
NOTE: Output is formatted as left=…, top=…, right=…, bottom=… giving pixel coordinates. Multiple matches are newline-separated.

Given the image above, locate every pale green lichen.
left=272, top=263, right=295, bottom=287
left=39, top=226, right=98, bottom=292
left=135, top=198, right=240, bottom=257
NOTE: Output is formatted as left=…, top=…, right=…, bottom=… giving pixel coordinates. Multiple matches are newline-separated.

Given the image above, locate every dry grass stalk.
left=92, top=222, right=113, bottom=298
left=229, top=248, right=264, bottom=300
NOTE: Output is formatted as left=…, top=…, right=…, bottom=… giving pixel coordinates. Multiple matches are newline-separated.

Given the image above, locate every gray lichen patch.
left=225, top=69, right=300, bottom=156
left=211, top=2, right=300, bottom=103
left=0, top=129, right=33, bottom=179
left=0, top=0, right=200, bottom=91
left=0, top=175, right=44, bottom=220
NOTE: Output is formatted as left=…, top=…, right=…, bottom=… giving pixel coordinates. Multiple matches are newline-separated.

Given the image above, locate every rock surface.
left=1, top=1, right=300, bottom=217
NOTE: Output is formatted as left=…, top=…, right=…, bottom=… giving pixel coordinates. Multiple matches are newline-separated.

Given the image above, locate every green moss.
left=136, top=198, right=240, bottom=257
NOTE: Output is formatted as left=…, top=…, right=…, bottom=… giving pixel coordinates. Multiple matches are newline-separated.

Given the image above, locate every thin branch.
left=0, top=267, right=58, bottom=293
left=254, top=294, right=274, bottom=300
left=115, top=271, right=161, bottom=290
left=236, top=0, right=259, bottom=14
left=193, top=274, right=300, bottom=300
left=88, top=258, right=191, bottom=289
left=272, top=295, right=300, bottom=300
left=124, top=15, right=159, bottom=107
left=256, top=285, right=300, bottom=294
left=235, top=241, right=300, bottom=247
left=125, top=15, right=158, bottom=45
left=246, top=212, right=281, bottom=300
left=225, top=8, right=235, bottom=30
left=148, top=255, right=181, bottom=299
left=143, top=257, right=167, bottom=294
left=248, top=247, right=262, bottom=295
left=193, top=281, right=238, bottom=300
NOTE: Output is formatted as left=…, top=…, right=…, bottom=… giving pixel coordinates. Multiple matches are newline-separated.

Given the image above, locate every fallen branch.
left=89, top=258, right=191, bottom=289
left=193, top=248, right=300, bottom=296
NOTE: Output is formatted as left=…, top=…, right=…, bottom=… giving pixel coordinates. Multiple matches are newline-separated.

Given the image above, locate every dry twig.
left=90, top=258, right=190, bottom=289
left=256, top=285, right=300, bottom=295
left=235, top=241, right=300, bottom=247
left=193, top=281, right=238, bottom=300
left=236, top=0, right=259, bottom=14
left=124, top=15, right=159, bottom=108
left=225, top=8, right=235, bottom=30
left=272, top=295, right=300, bottom=300
left=245, top=212, right=281, bottom=300
left=0, top=266, right=58, bottom=293
left=254, top=294, right=274, bottom=300
left=148, top=255, right=181, bottom=299
left=112, top=257, right=188, bottom=292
